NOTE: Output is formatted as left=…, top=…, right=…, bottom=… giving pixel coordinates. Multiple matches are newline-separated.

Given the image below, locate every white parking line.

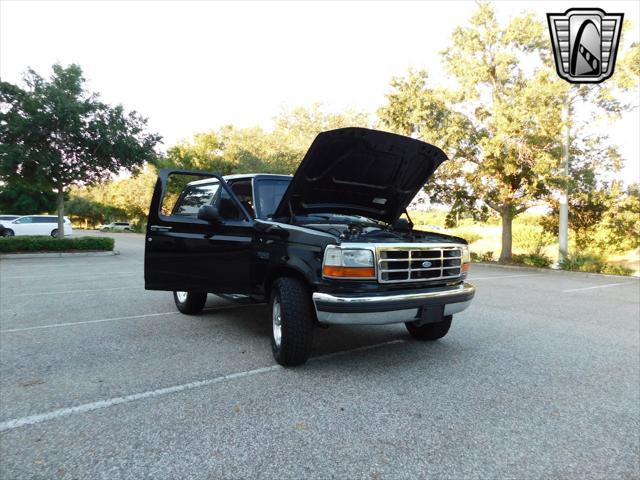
left=2, top=271, right=139, bottom=280
left=0, top=303, right=264, bottom=333
left=563, top=282, right=633, bottom=293
left=0, top=339, right=404, bottom=432
left=470, top=274, right=538, bottom=281
left=5, top=286, right=135, bottom=297
left=0, top=311, right=178, bottom=333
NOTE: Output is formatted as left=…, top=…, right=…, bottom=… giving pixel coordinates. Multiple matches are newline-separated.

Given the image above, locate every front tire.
left=405, top=315, right=452, bottom=341
left=270, top=277, right=315, bottom=366
left=51, top=229, right=58, bottom=237
left=173, top=291, right=207, bottom=314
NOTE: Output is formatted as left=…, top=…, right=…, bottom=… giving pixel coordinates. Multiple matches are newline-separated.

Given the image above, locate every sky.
left=1, top=0, right=639, bottom=181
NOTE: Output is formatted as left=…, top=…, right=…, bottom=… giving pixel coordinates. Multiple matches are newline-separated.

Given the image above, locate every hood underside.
left=273, top=127, right=448, bottom=224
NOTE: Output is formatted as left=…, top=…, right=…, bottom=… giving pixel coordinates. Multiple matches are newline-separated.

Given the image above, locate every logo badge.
left=547, top=8, right=623, bottom=84
left=421, top=261, right=432, bottom=268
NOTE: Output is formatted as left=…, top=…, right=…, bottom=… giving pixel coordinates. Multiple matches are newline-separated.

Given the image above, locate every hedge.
left=0, top=236, right=115, bottom=253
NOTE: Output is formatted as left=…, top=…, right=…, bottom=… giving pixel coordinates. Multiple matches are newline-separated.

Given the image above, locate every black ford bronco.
left=145, top=127, right=475, bottom=366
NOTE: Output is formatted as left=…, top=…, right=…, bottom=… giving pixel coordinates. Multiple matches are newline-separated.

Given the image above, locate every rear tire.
left=2, top=229, right=14, bottom=237
left=270, top=277, right=315, bottom=366
left=173, top=291, right=207, bottom=314
left=405, top=315, right=452, bottom=341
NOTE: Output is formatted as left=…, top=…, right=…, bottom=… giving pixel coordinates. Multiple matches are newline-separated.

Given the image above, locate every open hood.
left=273, top=127, right=448, bottom=224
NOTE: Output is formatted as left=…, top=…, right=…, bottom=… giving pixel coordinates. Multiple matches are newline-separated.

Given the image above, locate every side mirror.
left=197, top=205, right=221, bottom=223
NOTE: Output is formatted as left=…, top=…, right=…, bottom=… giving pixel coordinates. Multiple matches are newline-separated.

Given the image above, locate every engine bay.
left=295, top=218, right=464, bottom=244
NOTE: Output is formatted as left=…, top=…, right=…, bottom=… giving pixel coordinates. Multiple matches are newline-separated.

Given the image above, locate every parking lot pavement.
left=0, top=233, right=638, bottom=479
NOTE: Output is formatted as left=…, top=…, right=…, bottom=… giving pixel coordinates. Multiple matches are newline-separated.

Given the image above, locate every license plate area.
left=417, top=305, right=445, bottom=324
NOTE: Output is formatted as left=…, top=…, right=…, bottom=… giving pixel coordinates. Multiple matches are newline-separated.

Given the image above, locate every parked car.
left=99, top=222, right=132, bottom=232
left=0, top=215, right=20, bottom=236
left=1, top=215, right=73, bottom=237
left=144, top=127, right=475, bottom=366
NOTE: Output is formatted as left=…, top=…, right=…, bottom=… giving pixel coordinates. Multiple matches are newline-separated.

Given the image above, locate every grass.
left=0, top=236, right=115, bottom=253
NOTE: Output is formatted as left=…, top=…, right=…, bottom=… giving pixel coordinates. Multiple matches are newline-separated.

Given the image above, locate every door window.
left=161, top=173, right=246, bottom=221
left=14, top=216, right=33, bottom=224
left=229, top=180, right=255, bottom=218
left=172, top=182, right=221, bottom=217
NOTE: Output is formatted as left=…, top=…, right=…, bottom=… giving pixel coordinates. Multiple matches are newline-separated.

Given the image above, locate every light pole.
left=558, top=100, right=571, bottom=264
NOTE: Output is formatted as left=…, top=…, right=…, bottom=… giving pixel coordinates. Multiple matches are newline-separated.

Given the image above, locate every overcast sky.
left=1, top=0, right=638, bottom=181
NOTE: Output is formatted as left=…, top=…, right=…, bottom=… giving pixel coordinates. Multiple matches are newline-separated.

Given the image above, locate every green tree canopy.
left=69, top=166, right=158, bottom=226
left=0, top=182, right=57, bottom=215
left=378, top=3, right=636, bottom=261
left=0, top=63, right=161, bottom=236
left=158, top=103, right=369, bottom=175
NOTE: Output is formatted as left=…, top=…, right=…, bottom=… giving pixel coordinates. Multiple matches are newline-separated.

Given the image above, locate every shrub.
left=0, top=236, right=114, bottom=253
left=512, top=252, right=552, bottom=268
left=600, top=263, right=634, bottom=276
left=560, top=253, right=633, bottom=276
left=448, top=227, right=482, bottom=244
left=130, top=222, right=146, bottom=233
left=481, top=251, right=495, bottom=262
left=513, top=224, right=554, bottom=253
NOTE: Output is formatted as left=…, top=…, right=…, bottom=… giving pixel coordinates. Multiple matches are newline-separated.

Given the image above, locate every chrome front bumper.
left=312, top=282, right=475, bottom=325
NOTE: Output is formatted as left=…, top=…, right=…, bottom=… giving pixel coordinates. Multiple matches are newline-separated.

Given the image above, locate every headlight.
left=322, top=245, right=375, bottom=279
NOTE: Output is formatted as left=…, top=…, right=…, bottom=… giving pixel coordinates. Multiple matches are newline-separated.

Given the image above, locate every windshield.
left=254, top=178, right=291, bottom=218
left=254, top=177, right=382, bottom=226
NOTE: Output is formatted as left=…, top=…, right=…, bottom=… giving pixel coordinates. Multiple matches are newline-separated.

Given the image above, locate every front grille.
left=377, top=246, right=463, bottom=283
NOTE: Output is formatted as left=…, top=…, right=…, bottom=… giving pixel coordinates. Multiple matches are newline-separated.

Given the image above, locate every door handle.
left=150, top=225, right=173, bottom=232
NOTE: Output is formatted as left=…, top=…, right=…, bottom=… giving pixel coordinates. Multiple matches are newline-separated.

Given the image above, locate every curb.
left=474, top=261, right=639, bottom=280
left=0, top=250, right=120, bottom=260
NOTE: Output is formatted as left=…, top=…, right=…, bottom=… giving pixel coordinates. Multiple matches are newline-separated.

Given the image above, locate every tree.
left=541, top=180, right=640, bottom=253
left=69, top=166, right=158, bottom=226
left=378, top=4, right=635, bottom=261
left=65, top=195, right=127, bottom=228
left=159, top=103, right=369, bottom=175
left=599, top=183, right=640, bottom=252
left=0, top=64, right=160, bottom=237
left=0, top=182, right=57, bottom=214
left=379, top=5, right=565, bottom=261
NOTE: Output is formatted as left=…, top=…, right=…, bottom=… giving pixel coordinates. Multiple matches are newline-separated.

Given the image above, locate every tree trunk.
left=57, top=185, right=65, bottom=239
left=499, top=208, right=513, bottom=262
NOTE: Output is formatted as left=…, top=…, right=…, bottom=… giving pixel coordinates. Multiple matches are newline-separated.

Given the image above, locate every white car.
left=99, top=222, right=131, bottom=232
left=1, top=215, right=73, bottom=237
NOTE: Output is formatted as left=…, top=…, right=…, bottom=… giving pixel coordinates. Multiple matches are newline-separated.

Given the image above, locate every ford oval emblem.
left=421, top=261, right=432, bottom=268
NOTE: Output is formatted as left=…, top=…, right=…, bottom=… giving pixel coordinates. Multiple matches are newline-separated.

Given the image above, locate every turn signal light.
left=322, top=266, right=376, bottom=278
left=462, top=263, right=471, bottom=273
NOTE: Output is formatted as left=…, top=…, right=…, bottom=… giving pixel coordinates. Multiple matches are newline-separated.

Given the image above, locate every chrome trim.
left=176, top=291, right=188, bottom=302
left=317, top=308, right=420, bottom=325
left=272, top=297, right=282, bottom=347
left=444, top=300, right=471, bottom=316
left=312, top=282, right=475, bottom=325
left=376, top=243, right=466, bottom=284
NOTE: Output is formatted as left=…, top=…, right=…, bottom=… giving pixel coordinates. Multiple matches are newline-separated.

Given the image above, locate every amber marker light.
left=461, top=246, right=471, bottom=273
left=322, top=266, right=376, bottom=278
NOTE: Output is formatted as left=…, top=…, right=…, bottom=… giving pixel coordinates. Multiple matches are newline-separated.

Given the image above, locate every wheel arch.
left=264, top=265, right=314, bottom=300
